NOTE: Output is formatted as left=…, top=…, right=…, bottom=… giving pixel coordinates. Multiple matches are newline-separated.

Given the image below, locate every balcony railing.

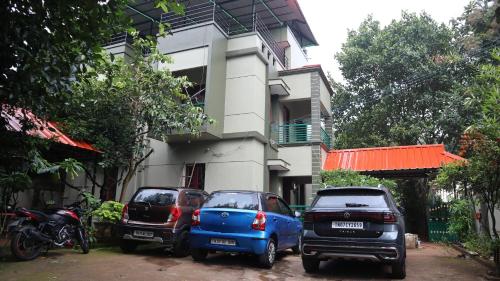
left=272, top=124, right=312, bottom=145
left=272, top=124, right=332, bottom=148
left=160, top=2, right=287, bottom=67
left=320, top=127, right=332, bottom=149
left=104, top=32, right=134, bottom=46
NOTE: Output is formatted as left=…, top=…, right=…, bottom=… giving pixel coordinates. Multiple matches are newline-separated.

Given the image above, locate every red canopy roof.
left=2, top=108, right=98, bottom=152
left=323, top=144, right=464, bottom=172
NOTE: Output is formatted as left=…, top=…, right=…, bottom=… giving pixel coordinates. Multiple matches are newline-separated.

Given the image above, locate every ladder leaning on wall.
left=178, top=161, right=197, bottom=188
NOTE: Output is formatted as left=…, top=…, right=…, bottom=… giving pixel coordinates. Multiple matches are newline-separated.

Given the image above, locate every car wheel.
left=391, top=259, right=406, bottom=279
left=191, top=248, right=208, bottom=262
left=291, top=234, right=301, bottom=255
left=258, top=238, right=276, bottom=269
left=173, top=230, right=190, bottom=257
left=120, top=240, right=138, bottom=253
left=302, top=256, right=320, bottom=273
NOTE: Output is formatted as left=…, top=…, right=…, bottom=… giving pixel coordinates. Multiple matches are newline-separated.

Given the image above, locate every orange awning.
left=324, top=144, right=464, bottom=172
left=2, top=108, right=98, bottom=152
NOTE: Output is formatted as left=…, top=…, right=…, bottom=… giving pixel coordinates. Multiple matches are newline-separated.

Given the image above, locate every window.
left=185, top=163, right=205, bottom=190
left=314, top=190, right=389, bottom=208
left=185, top=192, right=204, bottom=209
left=265, top=196, right=281, bottom=214
left=132, top=189, right=178, bottom=206
left=278, top=198, right=293, bottom=217
left=203, top=192, right=259, bottom=210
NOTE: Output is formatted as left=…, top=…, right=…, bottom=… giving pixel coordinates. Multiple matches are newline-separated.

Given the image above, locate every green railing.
left=271, top=124, right=311, bottom=145
left=320, top=127, right=332, bottom=149
left=193, top=102, right=204, bottom=109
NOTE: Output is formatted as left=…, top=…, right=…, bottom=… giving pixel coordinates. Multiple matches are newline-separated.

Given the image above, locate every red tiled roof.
left=2, top=108, right=98, bottom=152
left=323, top=144, right=465, bottom=172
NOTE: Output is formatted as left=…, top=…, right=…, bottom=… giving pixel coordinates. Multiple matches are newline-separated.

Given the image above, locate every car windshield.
left=203, top=192, right=259, bottom=210
left=132, top=189, right=178, bottom=206
left=314, top=190, right=389, bottom=208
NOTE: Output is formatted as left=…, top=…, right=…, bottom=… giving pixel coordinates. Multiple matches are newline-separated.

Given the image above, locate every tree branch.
left=81, top=165, right=105, bottom=189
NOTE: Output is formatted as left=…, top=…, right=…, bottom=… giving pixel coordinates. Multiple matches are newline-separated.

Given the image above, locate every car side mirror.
left=294, top=211, right=302, bottom=218
left=397, top=205, right=405, bottom=215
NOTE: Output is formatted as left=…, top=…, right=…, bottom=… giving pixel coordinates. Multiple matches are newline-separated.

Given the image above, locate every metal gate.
left=428, top=203, right=458, bottom=242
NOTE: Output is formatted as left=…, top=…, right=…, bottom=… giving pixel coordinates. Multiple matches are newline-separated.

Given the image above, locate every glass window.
left=203, top=192, right=259, bottom=210
left=314, top=190, right=389, bottom=208
left=132, top=189, right=178, bottom=206
left=186, top=192, right=204, bottom=208
left=266, top=196, right=281, bottom=214
left=278, top=199, right=293, bottom=216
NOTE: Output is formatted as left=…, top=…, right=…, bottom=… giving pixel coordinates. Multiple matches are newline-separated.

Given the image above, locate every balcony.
left=160, top=2, right=288, bottom=68
left=271, top=123, right=332, bottom=149
left=272, top=124, right=311, bottom=145
left=320, top=127, right=332, bottom=149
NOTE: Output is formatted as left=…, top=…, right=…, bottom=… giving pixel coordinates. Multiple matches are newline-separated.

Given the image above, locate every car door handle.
left=273, top=218, right=277, bottom=221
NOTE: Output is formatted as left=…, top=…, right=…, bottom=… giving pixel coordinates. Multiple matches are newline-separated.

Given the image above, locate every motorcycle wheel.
left=10, top=226, right=42, bottom=261
left=77, top=227, right=90, bottom=254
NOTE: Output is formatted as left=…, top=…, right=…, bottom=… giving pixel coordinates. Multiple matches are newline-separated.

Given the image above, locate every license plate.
left=332, top=221, right=363, bottom=229
left=133, top=230, right=154, bottom=238
left=210, top=238, right=236, bottom=246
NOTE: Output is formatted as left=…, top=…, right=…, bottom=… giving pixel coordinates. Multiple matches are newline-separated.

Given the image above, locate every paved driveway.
left=0, top=243, right=488, bottom=281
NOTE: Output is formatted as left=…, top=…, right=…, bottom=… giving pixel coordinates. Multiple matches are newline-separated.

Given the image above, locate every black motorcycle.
left=7, top=201, right=89, bottom=260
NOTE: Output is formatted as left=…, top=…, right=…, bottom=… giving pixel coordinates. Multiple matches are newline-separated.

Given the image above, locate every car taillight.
left=252, top=211, right=266, bottom=231
left=192, top=209, right=201, bottom=226
left=383, top=212, right=397, bottom=223
left=168, top=206, right=182, bottom=223
left=303, top=212, right=314, bottom=223
left=121, top=204, right=129, bottom=223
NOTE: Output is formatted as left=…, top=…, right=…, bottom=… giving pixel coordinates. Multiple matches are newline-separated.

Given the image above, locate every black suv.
left=301, top=186, right=406, bottom=279
left=119, top=187, right=208, bottom=257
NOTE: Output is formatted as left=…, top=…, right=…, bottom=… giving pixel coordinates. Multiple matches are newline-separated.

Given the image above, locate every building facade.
left=106, top=0, right=333, bottom=205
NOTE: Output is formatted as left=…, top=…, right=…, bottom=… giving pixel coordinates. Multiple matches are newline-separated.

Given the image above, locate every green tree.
left=320, top=170, right=399, bottom=202
left=0, top=0, right=184, bottom=205
left=435, top=49, right=500, bottom=239
left=0, top=0, right=183, bottom=121
left=452, top=0, right=499, bottom=61
left=333, top=12, right=480, bottom=150
left=60, top=35, right=211, bottom=202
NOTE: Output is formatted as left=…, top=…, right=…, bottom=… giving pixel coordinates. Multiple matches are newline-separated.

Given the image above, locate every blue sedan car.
left=189, top=190, right=302, bottom=268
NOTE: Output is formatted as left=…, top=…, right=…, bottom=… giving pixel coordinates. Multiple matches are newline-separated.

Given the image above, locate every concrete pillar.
left=310, top=72, right=323, bottom=199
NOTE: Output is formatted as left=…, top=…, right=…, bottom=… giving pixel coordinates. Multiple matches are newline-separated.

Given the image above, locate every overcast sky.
left=297, top=0, right=472, bottom=82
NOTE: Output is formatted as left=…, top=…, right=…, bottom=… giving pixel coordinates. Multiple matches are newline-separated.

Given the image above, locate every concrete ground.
left=0, top=242, right=489, bottom=281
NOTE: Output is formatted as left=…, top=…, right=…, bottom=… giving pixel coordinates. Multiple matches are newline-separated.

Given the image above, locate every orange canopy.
left=2, top=108, right=98, bottom=152
left=323, top=144, right=464, bottom=172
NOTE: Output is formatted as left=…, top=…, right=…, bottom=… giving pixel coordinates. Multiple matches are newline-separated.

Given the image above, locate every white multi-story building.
left=105, top=0, right=334, bottom=205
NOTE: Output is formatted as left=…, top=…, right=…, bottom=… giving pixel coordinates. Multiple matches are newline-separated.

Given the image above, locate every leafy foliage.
left=332, top=12, right=480, bottom=150
left=79, top=192, right=102, bottom=244
left=0, top=0, right=129, bottom=121
left=59, top=34, right=211, bottom=202
left=435, top=49, right=500, bottom=239
left=448, top=199, right=475, bottom=241
left=464, top=234, right=495, bottom=257
left=451, top=0, right=499, bottom=62
left=320, top=170, right=399, bottom=202
left=0, top=0, right=183, bottom=121
left=0, top=0, right=184, bottom=207
left=92, top=201, right=124, bottom=224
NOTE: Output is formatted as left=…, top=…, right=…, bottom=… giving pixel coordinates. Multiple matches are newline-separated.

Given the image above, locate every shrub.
left=448, top=199, right=474, bottom=241
left=92, top=201, right=124, bottom=224
left=320, top=170, right=399, bottom=202
left=464, top=234, right=493, bottom=257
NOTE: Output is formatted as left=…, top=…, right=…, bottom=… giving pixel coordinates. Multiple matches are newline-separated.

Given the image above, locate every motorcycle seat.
left=16, top=208, right=50, bottom=221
